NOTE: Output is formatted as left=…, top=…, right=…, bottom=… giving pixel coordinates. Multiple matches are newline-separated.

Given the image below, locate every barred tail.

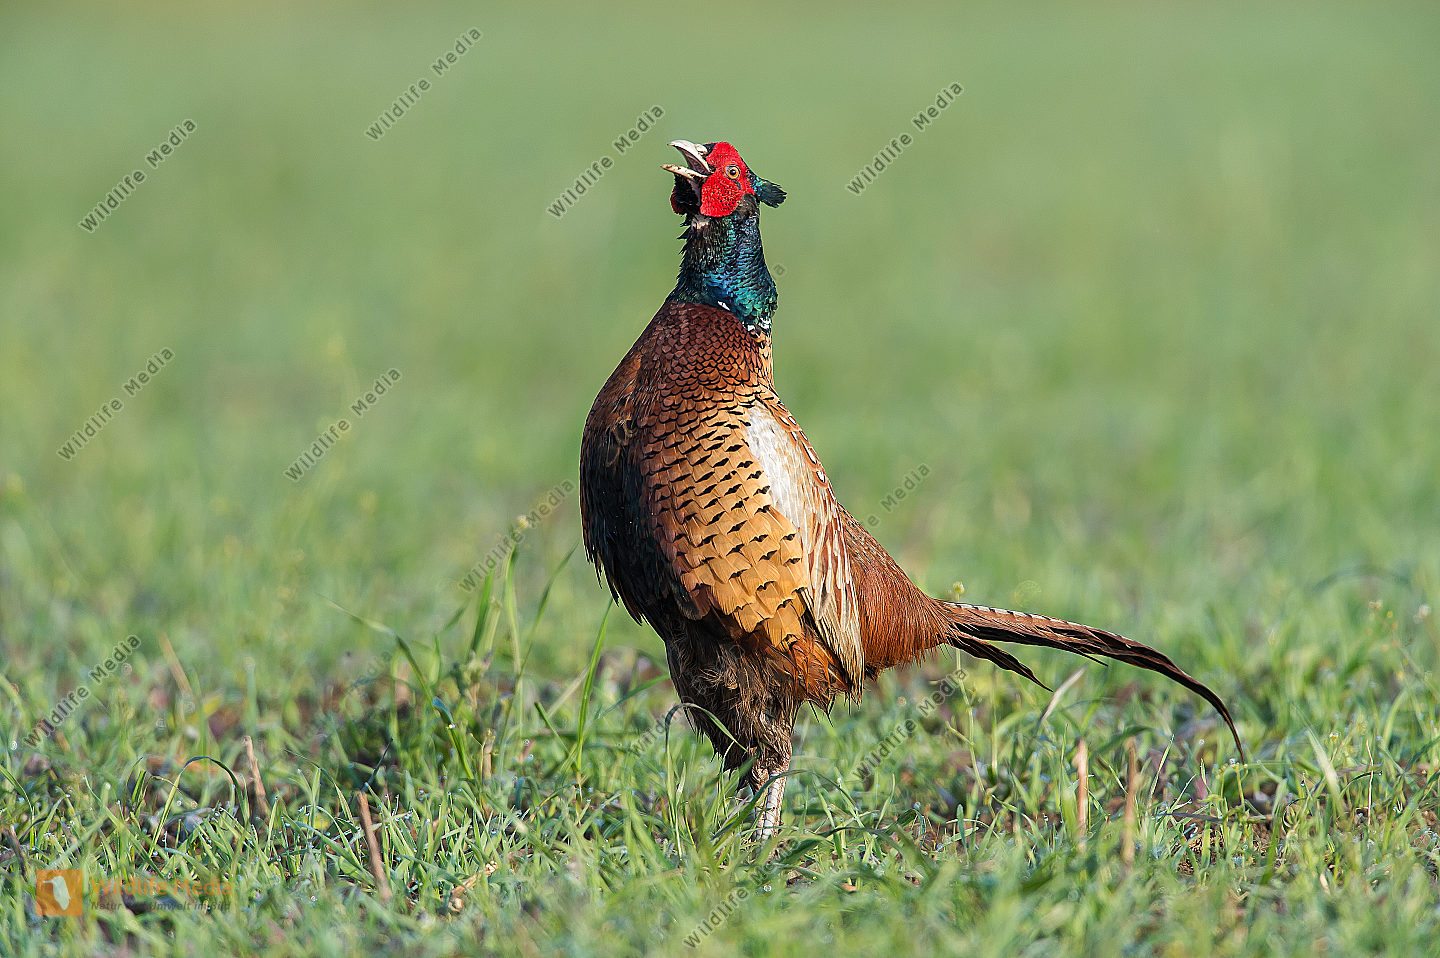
left=939, top=600, right=1243, bottom=756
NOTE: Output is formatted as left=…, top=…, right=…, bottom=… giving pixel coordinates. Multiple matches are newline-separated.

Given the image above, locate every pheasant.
left=580, top=139, right=1241, bottom=838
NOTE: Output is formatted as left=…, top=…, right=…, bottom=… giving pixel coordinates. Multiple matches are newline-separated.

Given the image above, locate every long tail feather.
left=940, top=601, right=1244, bottom=757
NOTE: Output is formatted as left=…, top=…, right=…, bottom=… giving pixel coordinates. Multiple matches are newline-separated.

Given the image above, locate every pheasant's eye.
left=725, top=165, right=740, bottom=179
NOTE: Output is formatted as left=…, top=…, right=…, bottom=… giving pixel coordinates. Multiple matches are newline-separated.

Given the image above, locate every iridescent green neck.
left=667, top=199, right=777, bottom=333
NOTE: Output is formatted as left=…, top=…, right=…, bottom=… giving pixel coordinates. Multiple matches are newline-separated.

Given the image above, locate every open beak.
left=663, top=139, right=710, bottom=204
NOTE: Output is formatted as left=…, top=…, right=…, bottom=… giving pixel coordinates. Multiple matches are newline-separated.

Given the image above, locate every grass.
left=2, top=0, right=1439, bottom=954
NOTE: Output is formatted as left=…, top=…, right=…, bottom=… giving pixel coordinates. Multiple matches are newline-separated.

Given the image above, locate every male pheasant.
left=580, top=139, right=1241, bottom=838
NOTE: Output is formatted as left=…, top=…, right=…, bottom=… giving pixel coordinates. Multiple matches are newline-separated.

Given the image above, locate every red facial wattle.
left=698, top=142, right=756, bottom=217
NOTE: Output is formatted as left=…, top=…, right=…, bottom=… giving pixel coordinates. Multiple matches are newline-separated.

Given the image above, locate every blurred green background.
left=2, top=0, right=1437, bottom=713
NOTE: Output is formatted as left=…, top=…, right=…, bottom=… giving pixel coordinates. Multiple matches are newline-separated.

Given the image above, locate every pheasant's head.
left=664, top=140, right=785, bottom=222
left=664, top=139, right=786, bottom=331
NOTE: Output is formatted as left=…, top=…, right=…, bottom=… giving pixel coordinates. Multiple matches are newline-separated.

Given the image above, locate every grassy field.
left=2, top=1, right=1438, bottom=954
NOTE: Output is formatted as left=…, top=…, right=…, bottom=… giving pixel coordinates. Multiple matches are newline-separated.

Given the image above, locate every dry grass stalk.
left=1122, top=736, right=1139, bottom=870
left=357, top=792, right=392, bottom=903
left=243, top=735, right=270, bottom=818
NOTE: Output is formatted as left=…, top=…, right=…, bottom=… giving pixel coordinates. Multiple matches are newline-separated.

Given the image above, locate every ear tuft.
left=753, top=176, right=786, bottom=208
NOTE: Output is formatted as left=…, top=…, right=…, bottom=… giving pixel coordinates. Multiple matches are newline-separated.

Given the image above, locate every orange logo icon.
left=36, top=869, right=83, bottom=916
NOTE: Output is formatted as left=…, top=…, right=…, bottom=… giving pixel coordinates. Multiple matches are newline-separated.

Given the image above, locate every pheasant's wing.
left=639, top=395, right=864, bottom=687
left=580, top=349, right=673, bottom=624
left=746, top=401, right=864, bottom=687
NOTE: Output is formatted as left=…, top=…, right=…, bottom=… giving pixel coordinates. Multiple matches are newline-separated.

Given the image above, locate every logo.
left=34, top=869, right=233, bottom=915
left=36, top=869, right=82, bottom=916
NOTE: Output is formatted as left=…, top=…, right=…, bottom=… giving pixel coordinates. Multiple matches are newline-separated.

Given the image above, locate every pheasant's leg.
left=754, top=762, right=789, bottom=840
